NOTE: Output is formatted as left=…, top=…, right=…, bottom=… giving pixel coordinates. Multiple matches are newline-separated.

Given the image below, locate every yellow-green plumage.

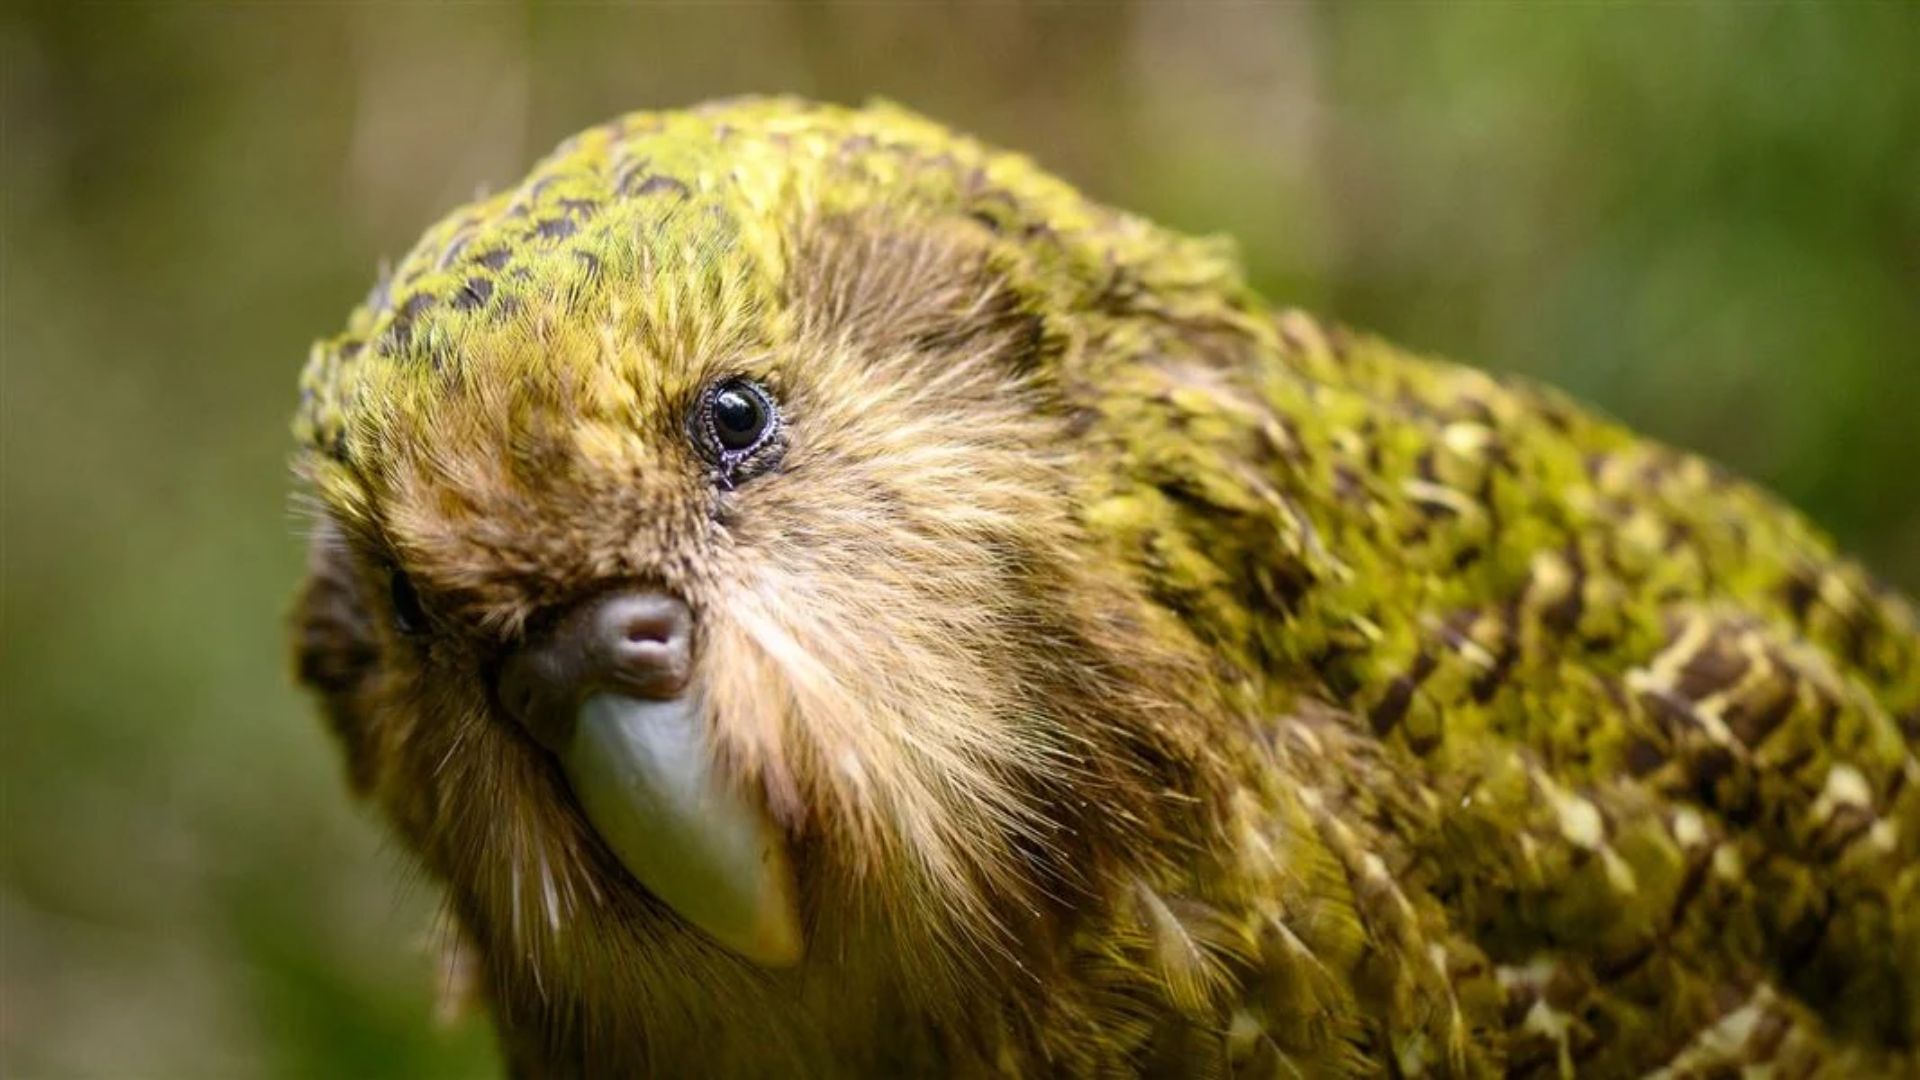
left=293, top=98, right=1919, bottom=1077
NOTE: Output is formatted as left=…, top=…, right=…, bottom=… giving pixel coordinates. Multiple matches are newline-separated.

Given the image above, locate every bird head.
left=290, top=99, right=1235, bottom=1017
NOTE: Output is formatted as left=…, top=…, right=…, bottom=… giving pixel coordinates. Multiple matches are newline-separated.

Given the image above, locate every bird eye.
left=390, top=569, right=430, bottom=636
left=707, top=380, right=773, bottom=451
left=697, top=378, right=781, bottom=482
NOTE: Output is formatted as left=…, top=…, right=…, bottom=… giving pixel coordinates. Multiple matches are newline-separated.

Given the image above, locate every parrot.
left=289, top=97, right=1920, bottom=1078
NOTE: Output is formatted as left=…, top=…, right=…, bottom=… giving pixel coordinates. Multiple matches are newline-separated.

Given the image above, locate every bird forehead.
left=296, top=113, right=797, bottom=468
left=294, top=96, right=1246, bottom=511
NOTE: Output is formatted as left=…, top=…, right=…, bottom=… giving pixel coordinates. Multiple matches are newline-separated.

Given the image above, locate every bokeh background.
left=5, top=3, right=1917, bottom=1076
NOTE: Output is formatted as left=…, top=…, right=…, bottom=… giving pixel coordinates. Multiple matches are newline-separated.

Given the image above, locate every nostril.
left=594, top=591, right=692, bottom=697
left=598, top=595, right=688, bottom=646
left=494, top=590, right=690, bottom=746
left=621, top=614, right=676, bottom=646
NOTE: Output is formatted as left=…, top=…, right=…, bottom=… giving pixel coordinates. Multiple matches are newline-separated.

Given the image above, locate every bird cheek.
left=688, top=610, right=811, bottom=828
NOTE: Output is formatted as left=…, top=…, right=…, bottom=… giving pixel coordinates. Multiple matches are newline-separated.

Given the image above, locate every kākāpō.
left=290, top=97, right=1920, bottom=1077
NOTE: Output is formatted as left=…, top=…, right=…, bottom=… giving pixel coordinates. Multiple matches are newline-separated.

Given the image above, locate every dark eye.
left=708, top=380, right=773, bottom=451
left=697, top=379, right=781, bottom=482
left=390, top=569, right=429, bottom=636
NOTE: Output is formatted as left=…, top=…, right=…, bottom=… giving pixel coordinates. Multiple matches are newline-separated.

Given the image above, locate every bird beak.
left=559, top=692, right=803, bottom=967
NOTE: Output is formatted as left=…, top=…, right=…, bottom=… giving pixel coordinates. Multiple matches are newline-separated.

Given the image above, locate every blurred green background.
left=4, top=3, right=1916, bottom=1076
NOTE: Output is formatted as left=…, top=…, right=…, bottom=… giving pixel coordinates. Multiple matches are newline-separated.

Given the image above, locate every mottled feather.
left=291, top=97, right=1919, bottom=1077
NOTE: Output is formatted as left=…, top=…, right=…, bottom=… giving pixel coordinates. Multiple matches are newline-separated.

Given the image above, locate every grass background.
left=5, top=4, right=1917, bottom=1075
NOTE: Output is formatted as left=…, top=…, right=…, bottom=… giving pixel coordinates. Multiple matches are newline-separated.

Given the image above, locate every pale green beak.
left=559, top=692, right=802, bottom=967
